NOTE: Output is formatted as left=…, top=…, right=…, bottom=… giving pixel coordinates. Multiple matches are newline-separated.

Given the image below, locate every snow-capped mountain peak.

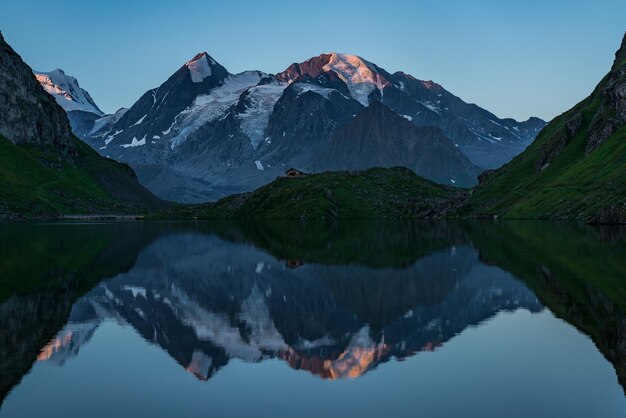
left=35, top=69, right=104, bottom=116
left=185, top=52, right=219, bottom=83
left=74, top=50, right=545, bottom=203
left=278, top=52, right=389, bottom=106
left=322, top=53, right=388, bottom=105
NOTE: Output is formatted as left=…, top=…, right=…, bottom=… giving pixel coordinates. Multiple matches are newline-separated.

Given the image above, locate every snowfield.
left=35, top=69, right=104, bottom=116
left=186, top=54, right=213, bottom=83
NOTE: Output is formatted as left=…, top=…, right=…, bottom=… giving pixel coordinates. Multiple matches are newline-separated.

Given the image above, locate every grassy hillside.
left=465, top=102, right=626, bottom=219
left=165, top=167, right=465, bottom=219
left=464, top=34, right=626, bottom=221
left=0, top=134, right=165, bottom=219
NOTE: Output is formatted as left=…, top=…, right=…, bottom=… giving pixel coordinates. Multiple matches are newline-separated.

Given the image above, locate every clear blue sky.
left=1, top=0, right=624, bottom=121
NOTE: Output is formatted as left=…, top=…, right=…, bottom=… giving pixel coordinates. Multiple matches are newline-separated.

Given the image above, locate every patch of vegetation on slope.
left=164, top=167, right=465, bottom=219
left=465, top=34, right=626, bottom=221
left=0, top=134, right=165, bottom=219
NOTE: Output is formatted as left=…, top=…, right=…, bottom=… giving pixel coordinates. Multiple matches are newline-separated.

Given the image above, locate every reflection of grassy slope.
left=0, top=223, right=168, bottom=403
left=0, top=135, right=164, bottom=218
left=204, top=220, right=472, bottom=329
left=0, top=224, right=160, bottom=302
left=204, top=220, right=464, bottom=269
left=468, top=221, right=626, bottom=390
left=166, top=167, right=461, bottom=220
left=0, top=226, right=107, bottom=301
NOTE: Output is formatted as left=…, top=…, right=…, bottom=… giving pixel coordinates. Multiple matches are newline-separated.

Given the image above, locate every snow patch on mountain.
left=323, top=53, right=387, bottom=106
left=186, top=54, right=212, bottom=83
left=294, top=335, right=335, bottom=350
left=169, top=284, right=264, bottom=361
left=167, top=71, right=265, bottom=149
left=90, top=108, right=129, bottom=136
left=35, top=69, right=104, bottom=116
left=188, top=350, right=213, bottom=380
left=36, top=321, right=100, bottom=365
left=293, top=83, right=338, bottom=100
left=121, top=135, right=146, bottom=148
left=324, top=326, right=383, bottom=379
left=104, top=130, right=122, bottom=146
left=238, top=79, right=287, bottom=148
left=421, top=101, right=441, bottom=115
left=239, top=285, right=286, bottom=352
left=123, top=285, right=147, bottom=299
left=132, top=114, right=147, bottom=126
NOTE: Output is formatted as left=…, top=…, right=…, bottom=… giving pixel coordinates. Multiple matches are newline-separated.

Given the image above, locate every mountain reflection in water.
left=0, top=220, right=624, bottom=417
left=35, top=236, right=541, bottom=381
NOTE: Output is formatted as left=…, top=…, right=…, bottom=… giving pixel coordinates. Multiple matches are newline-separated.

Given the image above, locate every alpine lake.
left=0, top=220, right=624, bottom=417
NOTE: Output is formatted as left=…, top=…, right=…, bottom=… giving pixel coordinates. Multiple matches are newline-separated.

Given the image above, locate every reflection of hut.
left=286, top=259, right=304, bottom=269
left=284, top=168, right=308, bottom=178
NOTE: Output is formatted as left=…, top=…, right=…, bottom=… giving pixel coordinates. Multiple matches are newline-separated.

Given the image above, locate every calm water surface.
left=0, top=221, right=624, bottom=417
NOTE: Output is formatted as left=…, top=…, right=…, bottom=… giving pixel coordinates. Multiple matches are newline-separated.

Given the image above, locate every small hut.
left=286, top=259, right=304, bottom=269
left=284, top=168, right=308, bottom=178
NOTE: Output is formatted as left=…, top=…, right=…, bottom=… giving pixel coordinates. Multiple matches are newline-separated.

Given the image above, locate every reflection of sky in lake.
left=4, top=309, right=622, bottom=418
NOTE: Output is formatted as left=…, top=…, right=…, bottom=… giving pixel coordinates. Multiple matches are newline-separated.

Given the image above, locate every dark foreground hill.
left=165, top=167, right=466, bottom=219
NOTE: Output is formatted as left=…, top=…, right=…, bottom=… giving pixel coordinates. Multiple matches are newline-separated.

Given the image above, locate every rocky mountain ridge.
left=0, top=32, right=74, bottom=155
left=44, top=51, right=544, bottom=203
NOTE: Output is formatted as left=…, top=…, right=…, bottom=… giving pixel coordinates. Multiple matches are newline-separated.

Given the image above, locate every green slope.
left=0, top=134, right=165, bottom=218
left=465, top=34, right=626, bottom=221
left=165, top=167, right=464, bottom=219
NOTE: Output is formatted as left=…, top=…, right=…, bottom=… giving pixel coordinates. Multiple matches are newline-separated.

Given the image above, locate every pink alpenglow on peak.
left=35, top=69, right=104, bottom=116
left=185, top=52, right=216, bottom=83
left=322, top=53, right=389, bottom=106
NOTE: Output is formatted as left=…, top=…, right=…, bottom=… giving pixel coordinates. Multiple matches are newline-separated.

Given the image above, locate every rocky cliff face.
left=536, top=33, right=626, bottom=167
left=316, top=101, right=480, bottom=186
left=276, top=53, right=545, bottom=169
left=586, top=33, right=626, bottom=153
left=0, top=32, right=74, bottom=155
left=0, top=32, right=165, bottom=216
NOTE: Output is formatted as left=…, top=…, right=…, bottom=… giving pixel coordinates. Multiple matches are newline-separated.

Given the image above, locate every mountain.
left=465, top=32, right=626, bottom=222
left=77, top=52, right=543, bottom=203
left=166, top=167, right=466, bottom=219
left=35, top=231, right=541, bottom=382
left=35, top=69, right=105, bottom=138
left=0, top=32, right=165, bottom=219
left=278, top=53, right=545, bottom=168
left=314, top=101, right=480, bottom=186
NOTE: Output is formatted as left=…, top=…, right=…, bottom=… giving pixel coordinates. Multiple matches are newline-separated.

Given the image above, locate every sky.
left=1, top=0, right=624, bottom=121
